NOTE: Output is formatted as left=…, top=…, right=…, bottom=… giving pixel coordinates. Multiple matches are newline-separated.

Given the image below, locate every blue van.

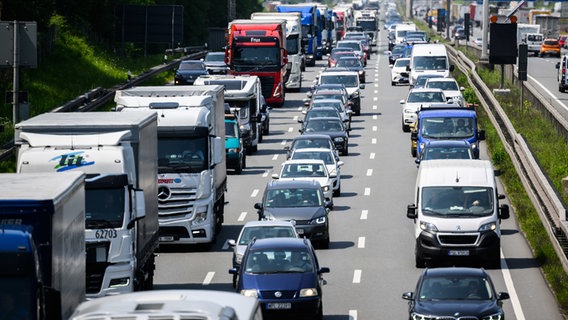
left=410, top=104, right=485, bottom=158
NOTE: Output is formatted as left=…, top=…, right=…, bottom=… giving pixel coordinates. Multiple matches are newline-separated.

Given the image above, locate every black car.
left=402, top=267, right=510, bottom=320
left=388, top=44, right=407, bottom=65
left=202, top=52, right=228, bottom=74
left=254, top=179, right=331, bottom=248
left=229, top=237, right=330, bottom=319
left=334, top=56, right=366, bottom=83
left=259, top=95, right=270, bottom=138
left=174, top=60, right=208, bottom=85
left=300, top=117, right=350, bottom=156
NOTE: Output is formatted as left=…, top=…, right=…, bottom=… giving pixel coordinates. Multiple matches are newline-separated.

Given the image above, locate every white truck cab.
left=406, top=159, right=510, bottom=269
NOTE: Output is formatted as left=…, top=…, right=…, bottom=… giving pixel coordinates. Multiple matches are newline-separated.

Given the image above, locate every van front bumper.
left=416, top=230, right=500, bottom=262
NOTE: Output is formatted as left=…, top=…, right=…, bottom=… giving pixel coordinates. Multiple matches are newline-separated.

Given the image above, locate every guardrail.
left=447, top=45, right=568, bottom=273
left=0, top=48, right=208, bottom=161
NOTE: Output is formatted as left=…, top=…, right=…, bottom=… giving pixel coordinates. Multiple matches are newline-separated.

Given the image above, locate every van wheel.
left=235, top=158, right=243, bottom=175
left=242, top=154, right=246, bottom=169
left=313, top=303, right=323, bottom=320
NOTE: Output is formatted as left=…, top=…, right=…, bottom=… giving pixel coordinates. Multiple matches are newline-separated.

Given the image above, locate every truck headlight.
left=240, top=289, right=258, bottom=298
left=419, top=220, right=438, bottom=232
left=192, top=206, right=208, bottom=224
left=479, top=222, right=497, bottom=232
left=300, top=288, right=318, bottom=297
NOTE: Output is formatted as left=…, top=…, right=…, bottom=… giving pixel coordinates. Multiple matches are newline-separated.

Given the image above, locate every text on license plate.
left=267, top=303, right=292, bottom=310
left=159, top=236, right=174, bottom=242
left=449, top=250, right=469, bottom=256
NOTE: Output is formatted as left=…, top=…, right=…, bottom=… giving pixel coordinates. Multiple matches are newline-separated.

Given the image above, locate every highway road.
left=153, top=30, right=565, bottom=319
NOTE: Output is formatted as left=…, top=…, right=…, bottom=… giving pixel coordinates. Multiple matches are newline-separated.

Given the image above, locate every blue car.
left=229, top=237, right=330, bottom=320
left=174, top=60, right=208, bottom=85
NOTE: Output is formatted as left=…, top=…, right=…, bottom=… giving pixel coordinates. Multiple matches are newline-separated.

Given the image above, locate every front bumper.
left=259, top=295, right=321, bottom=320
left=415, top=230, right=501, bottom=263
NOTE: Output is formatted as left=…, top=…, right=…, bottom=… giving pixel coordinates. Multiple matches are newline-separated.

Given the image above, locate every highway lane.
left=153, top=31, right=564, bottom=319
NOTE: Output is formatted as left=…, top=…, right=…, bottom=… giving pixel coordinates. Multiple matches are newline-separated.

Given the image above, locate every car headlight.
left=322, top=185, right=330, bottom=192
left=479, top=222, right=497, bottom=232
left=227, top=148, right=238, bottom=153
left=419, top=220, right=438, bottom=232
left=240, top=289, right=258, bottom=298
left=404, top=108, right=415, bottom=114
left=481, top=311, right=504, bottom=320
left=358, top=70, right=364, bottom=75
left=334, top=137, right=344, bottom=142
left=312, top=216, right=326, bottom=224
left=410, top=312, right=431, bottom=320
left=300, top=288, right=318, bottom=297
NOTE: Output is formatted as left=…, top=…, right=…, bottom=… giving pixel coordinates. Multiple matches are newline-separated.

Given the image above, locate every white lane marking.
left=203, top=272, right=215, bottom=285
left=371, top=138, right=377, bottom=144
left=251, top=189, right=259, bottom=198
left=373, top=115, right=377, bottom=119
left=293, top=115, right=299, bottom=121
left=353, top=269, right=362, bottom=283
left=370, top=153, right=375, bottom=159
left=272, top=154, right=279, bottom=160
left=374, top=83, right=379, bottom=88
left=281, top=140, right=287, bottom=145
left=349, top=310, right=358, bottom=320
left=262, top=171, right=269, bottom=178
left=288, top=127, right=293, bottom=132
left=374, top=90, right=378, bottom=94
left=373, top=97, right=378, bottom=101
left=501, top=250, right=526, bottom=320
left=358, top=237, right=365, bottom=248
left=372, top=126, right=377, bottom=131
left=366, top=169, right=373, bottom=176
left=361, top=210, right=368, bottom=219
left=373, top=105, right=378, bottom=111
left=364, top=188, right=371, bottom=196
left=238, top=211, right=247, bottom=221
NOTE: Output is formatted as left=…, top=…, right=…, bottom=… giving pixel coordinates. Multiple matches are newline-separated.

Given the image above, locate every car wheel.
left=342, top=145, right=349, bottom=156
left=415, top=254, right=425, bottom=268
left=235, top=156, right=243, bottom=175
left=411, top=147, right=417, bottom=158
left=252, top=144, right=258, bottom=152
left=232, top=273, right=238, bottom=289
left=242, top=153, right=246, bottom=169
left=320, top=237, right=330, bottom=249
left=333, top=184, right=341, bottom=197
left=263, top=121, right=270, bottom=135
left=402, top=122, right=409, bottom=133
left=313, top=302, right=323, bottom=320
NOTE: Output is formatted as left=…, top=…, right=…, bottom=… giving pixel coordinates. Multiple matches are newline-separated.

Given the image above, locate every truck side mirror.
left=407, top=204, right=417, bottom=219
left=213, top=137, right=224, bottom=165
left=134, top=190, right=146, bottom=220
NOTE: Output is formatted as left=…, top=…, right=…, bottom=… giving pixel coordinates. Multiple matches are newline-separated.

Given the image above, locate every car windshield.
left=281, top=162, right=327, bottom=178
left=407, top=91, right=445, bottom=103
left=238, top=226, right=296, bottom=245
left=415, top=75, right=443, bottom=87
left=305, top=119, right=344, bottom=132
left=320, top=75, right=358, bottom=87
left=264, top=187, right=323, bottom=208
left=392, top=45, right=405, bottom=54
left=305, top=109, right=340, bottom=120
left=419, top=276, right=494, bottom=301
left=427, top=81, right=459, bottom=91
left=421, top=117, right=475, bottom=139
left=422, top=146, right=472, bottom=160
left=179, top=62, right=205, bottom=70
left=205, top=53, right=224, bottom=62
left=394, top=59, right=410, bottom=68
left=244, top=249, right=314, bottom=273
left=312, top=101, right=343, bottom=112
left=292, top=138, right=332, bottom=150
left=421, top=186, right=494, bottom=217
left=336, top=58, right=362, bottom=68
left=292, top=151, right=334, bottom=165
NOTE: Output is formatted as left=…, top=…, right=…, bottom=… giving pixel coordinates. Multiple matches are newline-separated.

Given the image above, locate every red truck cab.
left=226, top=20, right=288, bottom=107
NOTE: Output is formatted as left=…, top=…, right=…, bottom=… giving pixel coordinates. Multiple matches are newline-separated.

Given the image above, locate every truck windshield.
left=0, top=277, right=34, bottom=319
left=421, top=186, right=494, bottom=217
left=421, top=117, right=475, bottom=139
left=233, top=46, right=280, bottom=67
left=86, top=188, right=125, bottom=228
left=287, top=34, right=300, bottom=55
left=158, top=137, right=208, bottom=173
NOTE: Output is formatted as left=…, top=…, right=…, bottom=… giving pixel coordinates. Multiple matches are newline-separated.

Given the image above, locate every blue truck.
left=0, top=172, right=86, bottom=320
left=278, top=4, right=319, bottom=66
left=410, top=104, right=485, bottom=158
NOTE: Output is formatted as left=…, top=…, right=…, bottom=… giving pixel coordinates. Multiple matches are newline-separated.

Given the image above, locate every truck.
left=15, top=111, right=159, bottom=298
left=354, top=9, right=379, bottom=47
left=250, top=11, right=304, bottom=91
left=534, top=14, right=559, bottom=38
left=194, top=74, right=262, bottom=153
left=114, top=85, right=227, bottom=245
left=407, top=159, right=510, bottom=269
left=278, top=4, right=318, bottom=66
left=0, top=172, right=86, bottom=320
left=226, top=19, right=288, bottom=108
left=317, top=4, right=335, bottom=55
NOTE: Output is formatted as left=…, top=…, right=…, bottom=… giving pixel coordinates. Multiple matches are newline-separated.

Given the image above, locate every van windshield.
left=413, top=56, right=448, bottom=71
left=421, top=117, right=475, bottom=139
left=421, top=186, right=494, bottom=217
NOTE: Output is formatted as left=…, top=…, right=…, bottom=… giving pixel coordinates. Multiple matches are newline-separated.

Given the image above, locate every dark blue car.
left=229, top=238, right=330, bottom=320
left=174, top=60, right=208, bottom=85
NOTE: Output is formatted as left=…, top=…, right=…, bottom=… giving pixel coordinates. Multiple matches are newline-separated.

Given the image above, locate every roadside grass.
left=455, top=54, right=568, bottom=315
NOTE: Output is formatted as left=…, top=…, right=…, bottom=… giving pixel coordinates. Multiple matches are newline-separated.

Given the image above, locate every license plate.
left=449, top=250, right=470, bottom=256
left=159, top=236, right=174, bottom=242
left=296, top=229, right=305, bottom=235
left=267, top=303, right=291, bottom=310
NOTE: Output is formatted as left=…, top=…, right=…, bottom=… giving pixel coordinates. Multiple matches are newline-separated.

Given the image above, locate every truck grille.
left=438, top=233, right=479, bottom=246
left=158, top=186, right=197, bottom=217
left=258, top=76, right=275, bottom=99
left=85, top=241, right=111, bottom=294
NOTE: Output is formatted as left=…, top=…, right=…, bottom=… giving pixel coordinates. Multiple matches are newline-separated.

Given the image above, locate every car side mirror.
left=360, top=84, right=365, bottom=89
left=402, top=292, right=414, bottom=300
left=228, top=239, right=236, bottom=247
left=498, top=292, right=510, bottom=301
left=319, top=267, right=330, bottom=274
left=450, top=65, right=455, bottom=72
left=254, top=203, right=262, bottom=210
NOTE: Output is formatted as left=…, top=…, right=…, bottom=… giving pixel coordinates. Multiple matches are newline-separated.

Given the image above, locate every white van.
left=406, top=159, right=510, bottom=269
left=556, top=54, right=568, bottom=93
left=394, top=23, right=416, bottom=44
left=408, top=43, right=454, bottom=86
left=70, top=290, right=263, bottom=320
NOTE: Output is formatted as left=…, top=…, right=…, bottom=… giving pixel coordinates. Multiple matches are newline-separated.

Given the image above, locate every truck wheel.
left=263, top=121, right=270, bottom=135
left=242, top=153, right=246, bottom=169
left=411, top=147, right=417, bottom=158
left=235, top=157, right=243, bottom=174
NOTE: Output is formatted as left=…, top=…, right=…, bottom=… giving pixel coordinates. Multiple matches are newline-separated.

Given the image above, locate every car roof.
left=241, top=220, right=296, bottom=228
left=321, top=68, right=359, bottom=76
left=305, top=116, right=343, bottom=122
left=424, top=140, right=472, bottom=147
left=311, top=98, right=343, bottom=104
left=282, top=159, right=327, bottom=165
left=425, top=77, right=458, bottom=82
left=248, top=237, right=312, bottom=250
left=422, top=267, right=488, bottom=278
left=266, top=179, right=321, bottom=189
left=292, top=147, right=335, bottom=153
left=292, top=134, right=334, bottom=141
left=408, top=87, right=444, bottom=93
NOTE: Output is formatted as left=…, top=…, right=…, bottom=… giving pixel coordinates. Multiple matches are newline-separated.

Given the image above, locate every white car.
left=400, top=88, right=446, bottom=132
left=272, top=159, right=335, bottom=204
left=289, top=148, right=344, bottom=196
left=424, top=77, right=466, bottom=107
left=391, top=57, right=410, bottom=86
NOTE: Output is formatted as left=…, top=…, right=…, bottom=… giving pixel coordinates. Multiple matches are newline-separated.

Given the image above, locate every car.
left=305, top=86, right=352, bottom=115
left=301, top=107, right=344, bottom=127
left=473, top=37, right=483, bottom=46
left=225, top=116, right=245, bottom=174
left=453, top=26, right=466, bottom=40
left=229, top=237, right=330, bottom=319
left=327, top=48, right=358, bottom=67
left=334, top=56, right=366, bottom=83
left=284, top=134, right=338, bottom=159
left=259, top=95, right=271, bottom=136
left=201, top=52, right=228, bottom=74
left=540, top=38, right=561, bottom=57
left=335, top=40, right=367, bottom=66
left=290, top=148, right=344, bottom=196
left=315, top=68, right=365, bottom=115
left=272, top=159, right=335, bottom=204
left=387, top=43, right=407, bottom=65
left=558, top=35, right=568, bottom=49
left=402, top=267, right=510, bottom=320
left=424, top=77, right=466, bottom=106
left=254, top=179, right=332, bottom=248
left=304, top=98, right=351, bottom=128
left=415, top=140, right=474, bottom=165
left=342, top=34, right=371, bottom=57
left=300, top=117, right=350, bottom=156
left=390, top=57, right=410, bottom=86
left=412, top=73, right=445, bottom=89
left=174, top=60, right=208, bottom=85
left=228, top=220, right=298, bottom=287
left=400, top=88, right=446, bottom=132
